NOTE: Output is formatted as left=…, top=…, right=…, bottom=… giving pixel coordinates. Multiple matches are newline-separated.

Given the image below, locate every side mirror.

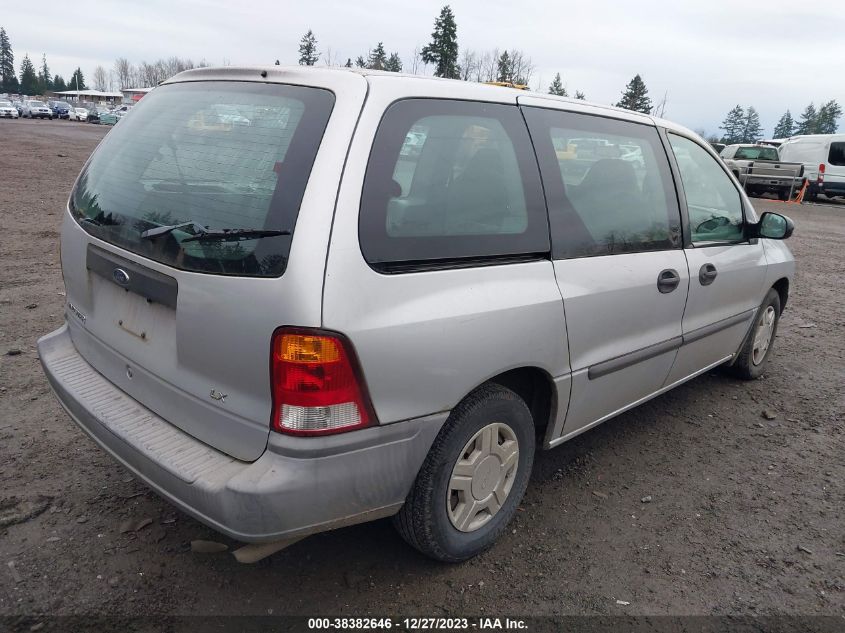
left=753, top=212, right=794, bottom=240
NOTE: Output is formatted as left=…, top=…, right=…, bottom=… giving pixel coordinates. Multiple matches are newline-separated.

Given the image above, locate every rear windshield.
left=734, top=146, right=778, bottom=161
left=70, top=81, right=334, bottom=277
left=829, top=142, right=845, bottom=166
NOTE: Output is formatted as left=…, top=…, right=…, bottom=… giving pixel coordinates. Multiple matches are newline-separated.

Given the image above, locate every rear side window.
left=668, top=134, right=744, bottom=243
left=829, top=142, right=845, bottom=166
left=359, top=99, right=549, bottom=268
left=523, top=107, right=681, bottom=259
left=70, top=81, right=334, bottom=277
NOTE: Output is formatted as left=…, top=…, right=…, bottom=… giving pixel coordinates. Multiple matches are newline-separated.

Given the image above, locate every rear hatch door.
left=60, top=69, right=366, bottom=461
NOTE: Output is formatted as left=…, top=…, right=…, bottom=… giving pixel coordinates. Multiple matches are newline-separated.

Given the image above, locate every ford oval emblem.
left=112, top=268, right=131, bottom=286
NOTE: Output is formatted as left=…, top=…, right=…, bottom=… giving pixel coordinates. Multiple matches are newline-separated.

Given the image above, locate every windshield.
left=76, top=108, right=87, bottom=113
left=734, top=146, right=779, bottom=160
left=69, top=81, right=334, bottom=277
left=0, top=101, right=11, bottom=106
left=29, top=101, right=45, bottom=107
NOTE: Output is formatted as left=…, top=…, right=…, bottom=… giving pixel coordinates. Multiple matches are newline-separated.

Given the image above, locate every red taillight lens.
left=818, top=163, right=825, bottom=183
left=270, top=328, right=375, bottom=436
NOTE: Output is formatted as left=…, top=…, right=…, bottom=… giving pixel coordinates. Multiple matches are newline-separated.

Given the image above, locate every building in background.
left=121, top=87, right=153, bottom=104
left=50, top=89, right=122, bottom=105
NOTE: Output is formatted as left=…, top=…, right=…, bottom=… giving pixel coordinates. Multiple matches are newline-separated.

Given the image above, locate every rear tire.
left=778, top=189, right=790, bottom=201
left=729, top=288, right=781, bottom=380
left=394, top=384, right=535, bottom=562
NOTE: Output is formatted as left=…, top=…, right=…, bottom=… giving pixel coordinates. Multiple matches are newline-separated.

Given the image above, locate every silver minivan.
left=38, top=66, right=795, bottom=562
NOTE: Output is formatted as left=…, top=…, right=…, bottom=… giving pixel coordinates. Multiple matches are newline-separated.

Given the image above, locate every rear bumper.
left=38, top=324, right=446, bottom=543
left=743, top=175, right=798, bottom=189
left=818, top=181, right=845, bottom=196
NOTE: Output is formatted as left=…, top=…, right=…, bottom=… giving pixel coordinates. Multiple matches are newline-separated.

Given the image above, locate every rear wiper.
left=181, top=228, right=290, bottom=243
left=140, top=221, right=289, bottom=242
left=140, top=221, right=209, bottom=240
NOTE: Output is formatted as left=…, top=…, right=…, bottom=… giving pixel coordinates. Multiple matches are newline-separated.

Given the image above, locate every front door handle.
left=699, top=263, right=718, bottom=286
left=657, top=268, right=681, bottom=294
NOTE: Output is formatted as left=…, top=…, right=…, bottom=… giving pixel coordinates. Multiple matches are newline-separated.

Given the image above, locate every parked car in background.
left=23, top=100, right=53, bottom=119
left=720, top=143, right=804, bottom=200
left=113, top=104, right=134, bottom=118
left=0, top=99, right=20, bottom=118
left=778, top=134, right=845, bottom=201
left=98, top=110, right=119, bottom=125
left=12, top=100, right=24, bottom=116
left=69, top=107, right=88, bottom=122
left=710, top=142, right=726, bottom=154
left=49, top=101, right=71, bottom=119
left=38, top=67, right=796, bottom=563
left=86, top=108, right=101, bottom=124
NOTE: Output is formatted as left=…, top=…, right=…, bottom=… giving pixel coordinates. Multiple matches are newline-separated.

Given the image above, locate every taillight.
left=818, top=163, right=825, bottom=183
left=270, top=328, right=376, bottom=436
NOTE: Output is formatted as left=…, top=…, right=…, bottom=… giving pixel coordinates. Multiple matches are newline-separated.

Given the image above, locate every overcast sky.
left=4, top=0, right=844, bottom=135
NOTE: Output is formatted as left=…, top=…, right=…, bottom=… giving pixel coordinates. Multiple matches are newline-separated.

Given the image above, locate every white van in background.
left=778, top=134, right=845, bottom=201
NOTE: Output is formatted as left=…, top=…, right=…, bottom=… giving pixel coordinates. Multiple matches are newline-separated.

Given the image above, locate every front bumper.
left=38, top=325, right=446, bottom=542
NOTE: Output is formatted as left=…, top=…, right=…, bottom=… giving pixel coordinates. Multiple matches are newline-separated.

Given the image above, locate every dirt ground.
left=1, top=119, right=843, bottom=620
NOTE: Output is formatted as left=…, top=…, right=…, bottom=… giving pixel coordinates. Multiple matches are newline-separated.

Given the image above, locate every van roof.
left=166, top=65, right=700, bottom=139
left=783, top=133, right=845, bottom=142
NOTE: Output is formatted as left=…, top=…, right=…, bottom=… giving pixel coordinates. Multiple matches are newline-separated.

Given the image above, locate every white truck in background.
left=720, top=143, right=804, bottom=200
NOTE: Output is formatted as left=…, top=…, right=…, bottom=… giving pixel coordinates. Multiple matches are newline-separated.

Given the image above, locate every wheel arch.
left=772, top=277, right=789, bottom=313
left=484, top=366, right=557, bottom=440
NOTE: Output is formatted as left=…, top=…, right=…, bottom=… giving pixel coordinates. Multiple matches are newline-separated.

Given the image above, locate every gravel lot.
left=1, top=119, right=843, bottom=619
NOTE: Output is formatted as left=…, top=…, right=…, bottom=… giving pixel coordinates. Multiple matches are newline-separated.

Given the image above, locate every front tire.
left=730, top=288, right=781, bottom=380
left=394, top=384, right=535, bottom=562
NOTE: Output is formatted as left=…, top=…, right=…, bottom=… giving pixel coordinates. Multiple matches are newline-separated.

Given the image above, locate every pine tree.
left=422, top=5, right=459, bottom=79
left=740, top=106, right=763, bottom=143
left=385, top=52, right=402, bottom=73
left=816, top=100, right=842, bottom=134
left=344, top=58, right=353, bottom=68
left=69, top=67, right=86, bottom=91
left=795, top=103, right=817, bottom=135
left=52, top=74, right=66, bottom=91
left=548, top=72, right=567, bottom=96
left=773, top=110, right=794, bottom=138
left=574, top=91, right=586, bottom=100
left=719, top=105, right=745, bottom=144
left=0, top=27, right=17, bottom=92
left=298, top=29, right=319, bottom=66
left=19, top=54, right=38, bottom=95
left=615, top=74, right=652, bottom=113
left=367, top=42, right=387, bottom=70
left=355, top=56, right=366, bottom=68
left=496, top=50, right=512, bottom=83
left=37, top=53, right=51, bottom=91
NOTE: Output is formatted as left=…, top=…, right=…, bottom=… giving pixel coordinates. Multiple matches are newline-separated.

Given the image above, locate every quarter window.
left=668, top=134, right=744, bottom=243
left=359, top=99, right=549, bottom=267
left=523, top=107, right=681, bottom=259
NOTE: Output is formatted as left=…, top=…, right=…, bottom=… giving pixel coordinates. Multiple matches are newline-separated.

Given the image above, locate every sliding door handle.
left=699, top=263, right=718, bottom=286
left=657, top=269, right=681, bottom=293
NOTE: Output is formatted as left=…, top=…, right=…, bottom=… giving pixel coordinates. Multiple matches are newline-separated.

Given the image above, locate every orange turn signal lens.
left=276, top=334, right=341, bottom=364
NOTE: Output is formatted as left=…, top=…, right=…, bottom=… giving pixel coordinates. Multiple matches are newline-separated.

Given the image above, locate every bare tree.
left=476, top=49, right=501, bottom=83
left=322, top=47, right=341, bottom=67
left=508, top=50, right=534, bottom=85
left=92, top=65, right=110, bottom=91
left=113, top=57, right=133, bottom=89
left=652, top=90, right=668, bottom=118
left=459, top=49, right=477, bottom=81
left=409, top=46, right=422, bottom=75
